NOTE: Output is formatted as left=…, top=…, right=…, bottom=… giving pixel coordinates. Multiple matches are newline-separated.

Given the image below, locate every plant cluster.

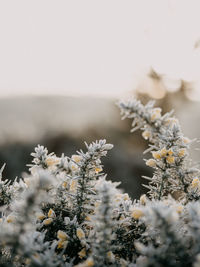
left=0, top=98, right=200, bottom=266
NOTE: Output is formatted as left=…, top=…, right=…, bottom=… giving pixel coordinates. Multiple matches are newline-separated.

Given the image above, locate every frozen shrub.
left=0, top=98, right=200, bottom=266
left=118, top=99, right=199, bottom=202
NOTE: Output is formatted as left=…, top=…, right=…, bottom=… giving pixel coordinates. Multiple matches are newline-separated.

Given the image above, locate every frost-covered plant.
left=118, top=99, right=199, bottom=202
left=1, top=98, right=200, bottom=266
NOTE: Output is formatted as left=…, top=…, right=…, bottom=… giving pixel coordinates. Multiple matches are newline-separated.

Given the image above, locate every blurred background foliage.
left=1, top=69, right=200, bottom=199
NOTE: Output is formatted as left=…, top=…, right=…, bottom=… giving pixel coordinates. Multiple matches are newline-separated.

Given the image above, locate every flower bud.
left=131, top=208, right=144, bottom=220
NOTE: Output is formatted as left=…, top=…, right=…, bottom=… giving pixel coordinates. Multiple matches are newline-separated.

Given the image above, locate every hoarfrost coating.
left=0, top=99, right=200, bottom=266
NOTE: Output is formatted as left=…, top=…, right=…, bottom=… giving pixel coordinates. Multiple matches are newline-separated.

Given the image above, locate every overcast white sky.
left=0, top=0, right=200, bottom=98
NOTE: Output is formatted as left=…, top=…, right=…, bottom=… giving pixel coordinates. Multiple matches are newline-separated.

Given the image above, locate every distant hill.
left=0, top=94, right=199, bottom=198
left=0, top=95, right=121, bottom=144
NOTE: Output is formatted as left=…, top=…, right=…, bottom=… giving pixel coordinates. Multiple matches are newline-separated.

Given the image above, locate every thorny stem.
left=76, top=166, right=87, bottom=223
left=158, top=175, right=165, bottom=200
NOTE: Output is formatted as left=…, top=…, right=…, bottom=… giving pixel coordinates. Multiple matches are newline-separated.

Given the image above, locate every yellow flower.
left=57, top=240, right=68, bottom=249
left=115, top=194, right=123, bottom=202
left=25, top=259, right=31, bottom=265
left=142, top=130, right=151, bottom=140
left=176, top=205, right=183, bottom=214
left=6, top=215, right=16, bottom=223
left=95, top=167, right=102, bottom=173
left=57, top=230, right=68, bottom=241
left=131, top=208, right=144, bottom=220
left=140, top=194, right=147, bottom=205
left=107, top=251, right=115, bottom=262
left=62, top=181, right=68, bottom=188
left=160, top=147, right=167, bottom=157
left=152, top=151, right=161, bottom=160
left=150, top=108, right=161, bottom=121
left=24, top=177, right=32, bottom=187
left=48, top=208, right=55, bottom=218
left=120, top=214, right=125, bottom=220
left=70, top=180, right=77, bottom=192
left=167, top=149, right=173, bottom=156
left=72, top=155, right=82, bottom=163
left=33, top=253, right=40, bottom=259
left=120, top=258, right=128, bottom=267
left=123, top=193, right=130, bottom=201
left=166, top=156, right=175, bottom=164
left=43, top=218, right=53, bottom=225
left=85, top=215, right=91, bottom=221
left=84, top=258, right=94, bottom=267
left=192, top=178, right=200, bottom=188
left=73, top=257, right=94, bottom=267
left=78, top=248, right=86, bottom=258
left=45, top=157, right=60, bottom=167
left=178, top=148, right=186, bottom=158
left=71, top=163, right=78, bottom=172
left=165, top=118, right=178, bottom=126
left=76, top=228, right=85, bottom=240
left=36, top=212, right=46, bottom=220
left=182, top=137, right=190, bottom=144
left=94, top=201, right=100, bottom=208
left=146, top=159, right=157, bottom=167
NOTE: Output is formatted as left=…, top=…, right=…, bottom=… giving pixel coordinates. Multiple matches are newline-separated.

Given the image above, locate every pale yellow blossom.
left=120, top=214, right=125, bottom=220
left=24, top=177, right=32, bottom=187
left=94, top=201, right=100, bottom=208
left=166, top=156, right=175, bottom=164
left=85, top=215, right=91, bottom=221
left=182, top=137, right=190, bottom=144
left=95, top=167, right=102, bottom=173
left=43, top=218, right=53, bottom=225
left=74, top=257, right=94, bottom=267
left=48, top=208, right=56, bottom=218
left=57, top=240, right=68, bottom=249
left=146, top=159, right=157, bottom=167
left=76, top=228, right=85, bottom=240
left=178, top=148, right=186, bottom=158
left=152, top=151, right=161, bottom=160
left=165, top=118, right=178, bottom=126
left=78, top=248, right=86, bottom=258
left=107, top=251, right=115, bottom=262
left=62, top=181, right=68, bottom=188
left=84, top=258, right=94, bottom=267
left=160, top=147, right=167, bottom=157
left=192, top=178, right=200, bottom=189
left=150, top=108, right=161, bottom=121
left=142, top=130, right=151, bottom=140
left=70, top=180, right=78, bottom=192
left=131, top=208, right=144, bottom=220
left=140, top=194, right=147, bottom=205
left=25, top=259, right=31, bottom=265
left=123, top=193, right=130, bottom=201
left=167, top=149, right=173, bottom=156
left=57, top=230, right=68, bottom=241
left=72, top=155, right=82, bottom=163
left=33, top=253, right=40, bottom=259
left=71, top=163, right=78, bottom=172
left=115, top=194, right=123, bottom=202
left=45, top=157, right=60, bottom=167
left=36, top=212, right=46, bottom=220
left=7, top=215, right=16, bottom=223
left=176, top=205, right=183, bottom=214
